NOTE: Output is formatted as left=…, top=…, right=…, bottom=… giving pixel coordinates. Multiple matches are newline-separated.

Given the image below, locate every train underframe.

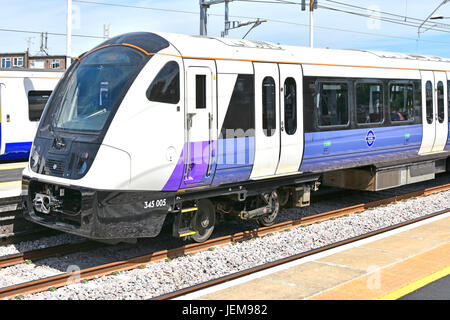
left=22, top=154, right=450, bottom=243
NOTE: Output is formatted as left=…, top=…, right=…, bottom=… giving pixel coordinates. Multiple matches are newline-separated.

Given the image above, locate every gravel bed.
left=0, top=233, right=86, bottom=257
left=21, top=189, right=450, bottom=300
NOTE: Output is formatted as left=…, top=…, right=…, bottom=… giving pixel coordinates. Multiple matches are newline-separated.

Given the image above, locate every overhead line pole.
left=200, top=0, right=227, bottom=35
left=417, top=0, right=450, bottom=37
left=302, top=0, right=317, bottom=48
left=309, top=0, right=314, bottom=48
left=67, top=0, right=72, bottom=68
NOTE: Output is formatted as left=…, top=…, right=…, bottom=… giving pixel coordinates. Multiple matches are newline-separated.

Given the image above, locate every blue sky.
left=1, top=0, right=450, bottom=58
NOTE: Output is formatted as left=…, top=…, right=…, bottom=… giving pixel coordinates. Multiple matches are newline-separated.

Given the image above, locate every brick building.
left=0, top=52, right=68, bottom=70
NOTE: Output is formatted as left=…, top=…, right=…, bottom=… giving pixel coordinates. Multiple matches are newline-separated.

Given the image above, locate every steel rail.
left=0, top=182, right=449, bottom=300
left=0, top=241, right=103, bottom=269
left=155, top=206, right=450, bottom=300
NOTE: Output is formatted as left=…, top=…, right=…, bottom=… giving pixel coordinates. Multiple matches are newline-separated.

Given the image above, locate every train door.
left=276, top=64, right=303, bottom=175
left=419, top=71, right=448, bottom=153
left=432, top=72, right=448, bottom=151
left=250, top=62, right=280, bottom=179
left=182, top=59, right=217, bottom=187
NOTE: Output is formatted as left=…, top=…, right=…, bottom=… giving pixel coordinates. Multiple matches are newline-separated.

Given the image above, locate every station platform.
left=188, top=212, right=450, bottom=300
left=0, top=162, right=26, bottom=199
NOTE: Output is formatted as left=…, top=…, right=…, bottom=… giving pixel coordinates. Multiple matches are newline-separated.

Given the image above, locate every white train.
left=0, top=69, right=62, bottom=161
left=22, top=32, right=450, bottom=243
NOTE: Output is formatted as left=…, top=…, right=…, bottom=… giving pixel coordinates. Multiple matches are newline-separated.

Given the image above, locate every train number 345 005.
left=144, top=198, right=167, bottom=209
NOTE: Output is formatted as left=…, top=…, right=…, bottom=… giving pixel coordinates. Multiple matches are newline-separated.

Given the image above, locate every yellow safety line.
left=0, top=165, right=27, bottom=171
left=0, top=180, right=21, bottom=185
left=379, top=265, right=450, bottom=300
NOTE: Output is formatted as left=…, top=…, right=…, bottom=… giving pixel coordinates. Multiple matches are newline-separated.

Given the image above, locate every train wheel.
left=190, top=199, right=216, bottom=243
left=257, top=191, right=280, bottom=227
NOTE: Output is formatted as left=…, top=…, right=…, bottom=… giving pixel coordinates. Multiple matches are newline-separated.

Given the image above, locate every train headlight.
left=30, top=145, right=41, bottom=172
left=77, top=152, right=89, bottom=175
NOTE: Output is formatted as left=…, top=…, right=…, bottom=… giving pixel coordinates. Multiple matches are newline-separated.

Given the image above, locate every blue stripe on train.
left=300, top=124, right=423, bottom=172
left=212, top=136, right=255, bottom=185
left=0, top=142, right=32, bottom=161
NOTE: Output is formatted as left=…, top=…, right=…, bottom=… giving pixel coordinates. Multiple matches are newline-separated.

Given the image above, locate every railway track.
left=0, top=182, right=449, bottom=300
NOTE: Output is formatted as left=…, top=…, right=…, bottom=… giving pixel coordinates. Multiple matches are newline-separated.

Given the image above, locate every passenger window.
left=146, top=61, right=180, bottom=104
left=425, top=81, right=433, bottom=124
left=28, top=90, right=52, bottom=121
left=284, top=77, right=297, bottom=135
left=262, top=76, right=276, bottom=137
left=389, top=83, right=414, bottom=122
left=317, top=82, right=349, bottom=127
left=220, top=74, right=255, bottom=138
left=356, top=83, right=383, bottom=124
left=195, top=74, right=206, bottom=109
left=437, top=81, right=444, bottom=123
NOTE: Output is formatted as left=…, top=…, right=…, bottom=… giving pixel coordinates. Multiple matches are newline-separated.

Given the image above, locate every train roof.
left=154, top=31, right=450, bottom=74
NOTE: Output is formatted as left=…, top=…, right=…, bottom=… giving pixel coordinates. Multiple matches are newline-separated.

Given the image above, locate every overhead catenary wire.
left=2, top=0, right=449, bottom=46
left=72, top=0, right=450, bottom=38
left=0, top=27, right=104, bottom=39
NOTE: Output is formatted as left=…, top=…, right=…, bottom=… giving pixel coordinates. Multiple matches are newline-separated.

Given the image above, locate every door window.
left=284, top=77, right=297, bottom=135
left=262, top=76, right=276, bottom=137
left=425, top=81, right=433, bottom=124
left=437, top=81, right=445, bottom=124
left=196, top=75, right=206, bottom=109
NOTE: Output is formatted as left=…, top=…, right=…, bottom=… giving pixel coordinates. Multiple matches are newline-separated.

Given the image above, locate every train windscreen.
left=50, top=46, right=147, bottom=132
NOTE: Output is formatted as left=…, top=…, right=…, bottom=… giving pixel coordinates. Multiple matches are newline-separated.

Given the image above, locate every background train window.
left=146, top=61, right=180, bottom=104
left=448, top=80, right=450, bottom=123
left=356, top=83, right=383, bottom=124
left=284, top=77, right=297, bottom=135
left=262, top=76, right=276, bottom=137
left=437, top=81, right=444, bottom=123
left=389, top=83, right=414, bottom=122
left=195, top=74, right=206, bottom=109
left=425, top=81, right=433, bottom=124
left=220, top=74, right=255, bottom=138
left=317, top=82, right=349, bottom=127
left=28, top=90, right=52, bottom=121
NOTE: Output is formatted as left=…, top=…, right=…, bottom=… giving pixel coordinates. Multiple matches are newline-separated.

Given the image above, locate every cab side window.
left=146, top=61, right=180, bottom=104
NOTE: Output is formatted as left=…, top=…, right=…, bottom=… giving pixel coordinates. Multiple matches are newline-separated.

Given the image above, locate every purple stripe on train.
left=162, top=136, right=255, bottom=191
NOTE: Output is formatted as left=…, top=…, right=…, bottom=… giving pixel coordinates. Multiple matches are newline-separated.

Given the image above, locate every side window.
left=146, top=61, right=180, bottom=104
left=437, top=81, right=444, bottom=124
left=284, top=77, right=297, bottom=135
left=317, top=82, right=349, bottom=127
left=389, top=83, right=414, bottom=122
left=425, top=81, right=433, bottom=124
left=262, top=76, right=276, bottom=137
left=220, top=74, right=255, bottom=138
left=28, top=90, right=52, bottom=121
left=195, top=74, right=206, bottom=109
left=356, top=83, right=383, bottom=124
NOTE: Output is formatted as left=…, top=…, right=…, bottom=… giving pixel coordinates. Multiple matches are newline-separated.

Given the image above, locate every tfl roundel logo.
left=366, top=130, right=376, bottom=147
